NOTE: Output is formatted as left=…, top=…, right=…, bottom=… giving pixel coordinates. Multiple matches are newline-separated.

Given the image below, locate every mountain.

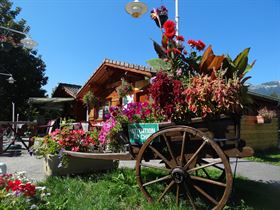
left=249, top=81, right=280, bottom=97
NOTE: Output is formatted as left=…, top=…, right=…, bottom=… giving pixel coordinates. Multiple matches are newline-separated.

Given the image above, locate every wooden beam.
left=106, top=81, right=122, bottom=89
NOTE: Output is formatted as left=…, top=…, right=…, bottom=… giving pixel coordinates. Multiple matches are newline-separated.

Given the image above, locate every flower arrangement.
left=258, top=107, right=277, bottom=121
left=147, top=6, right=255, bottom=121
left=33, top=126, right=100, bottom=157
left=116, top=78, right=133, bottom=98
left=82, top=90, right=101, bottom=108
left=0, top=172, right=49, bottom=209
left=98, top=102, right=163, bottom=151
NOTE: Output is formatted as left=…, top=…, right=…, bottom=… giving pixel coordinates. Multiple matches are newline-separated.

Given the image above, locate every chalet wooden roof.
left=76, top=59, right=156, bottom=99
left=248, top=91, right=280, bottom=104
left=53, top=83, right=82, bottom=98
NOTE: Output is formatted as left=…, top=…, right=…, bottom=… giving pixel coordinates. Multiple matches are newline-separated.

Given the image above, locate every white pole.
left=175, top=0, right=179, bottom=36
left=86, top=105, right=89, bottom=122
left=12, top=102, right=15, bottom=123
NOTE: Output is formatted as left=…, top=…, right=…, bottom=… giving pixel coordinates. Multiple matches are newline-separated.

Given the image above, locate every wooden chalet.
left=76, top=59, right=156, bottom=123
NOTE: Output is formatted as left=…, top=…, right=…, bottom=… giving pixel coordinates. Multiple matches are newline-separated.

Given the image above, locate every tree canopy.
left=0, top=0, right=48, bottom=120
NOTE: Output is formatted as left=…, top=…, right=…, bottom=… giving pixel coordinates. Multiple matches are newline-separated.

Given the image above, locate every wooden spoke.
left=201, top=159, right=225, bottom=171
left=184, top=141, right=207, bottom=170
left=162, top=133, right=178, bottom=165
left=176, top=184, right=180, bottom=206
left=197, top=162, right=211, bottom=179
left=190, top=175, right=226, bottom=187
left=180, top=131, right=187, bottom=167
left=187, top=159, right=222, bottom=173
left=140, top=162, right=170, bottom=172
left=192, top=184, right=218, bottom=205
left=149, top=145, right=175, bottom=168
left=157, top=180, right=175, bottom=202
left=143, top=175, right=172, bottom=187
left=183, top=181, right=197, bottom=210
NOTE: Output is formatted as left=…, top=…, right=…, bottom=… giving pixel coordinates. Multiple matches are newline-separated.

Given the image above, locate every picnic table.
left=0, top=121, right=34, bottom=153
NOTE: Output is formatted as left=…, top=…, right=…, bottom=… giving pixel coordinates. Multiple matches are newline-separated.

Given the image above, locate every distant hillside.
left=249, top=81, right=280, bottom=97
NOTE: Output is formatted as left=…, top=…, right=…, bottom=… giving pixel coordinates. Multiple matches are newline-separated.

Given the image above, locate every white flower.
left=30, top=204, right=38, bottom=209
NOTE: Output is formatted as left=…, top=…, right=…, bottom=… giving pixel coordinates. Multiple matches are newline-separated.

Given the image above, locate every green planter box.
left=44, top=154, right=116, bottom=176
left=128, top=123, right=159, bottom=144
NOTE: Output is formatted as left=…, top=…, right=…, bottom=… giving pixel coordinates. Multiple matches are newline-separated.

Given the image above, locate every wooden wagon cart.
left=64, top=115, right=254, bottom=210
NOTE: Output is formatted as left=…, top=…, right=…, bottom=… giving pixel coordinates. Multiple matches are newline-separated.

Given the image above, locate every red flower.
left=6, top=179, right=22, bottom=192
left=21, top=183, right=36, bottom=197
left=163, top=20, right=176, bottom=39
left=196, top=40, right=206, bottom=51
left=187, top=39, right=206, bottom=51
left=187, top=40, right=197, bottom=47
left=176, top=35, right=184, bottom=41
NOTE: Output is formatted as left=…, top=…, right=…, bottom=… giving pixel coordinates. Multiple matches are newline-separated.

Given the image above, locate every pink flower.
left=71, top=146, right=79, bottom=152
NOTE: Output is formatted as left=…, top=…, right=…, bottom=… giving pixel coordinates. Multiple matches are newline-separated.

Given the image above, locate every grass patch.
left=246, top=148, right=280, bottom=166
left=2, top=168, right=280, bottom=209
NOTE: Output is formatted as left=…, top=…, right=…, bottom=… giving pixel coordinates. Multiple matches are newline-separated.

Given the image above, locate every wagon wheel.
left=135, top=125, right=233, bottom=210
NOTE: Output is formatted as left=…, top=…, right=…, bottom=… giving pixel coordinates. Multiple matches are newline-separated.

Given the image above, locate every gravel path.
left=1, top=149, right=280, bottom=185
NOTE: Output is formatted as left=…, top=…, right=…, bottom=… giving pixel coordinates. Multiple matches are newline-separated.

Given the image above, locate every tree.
left=0, top=0, right=48, bottom=120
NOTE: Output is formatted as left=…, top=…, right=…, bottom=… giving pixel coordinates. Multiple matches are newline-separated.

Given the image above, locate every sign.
left=128, top=123, right=159, bottom=144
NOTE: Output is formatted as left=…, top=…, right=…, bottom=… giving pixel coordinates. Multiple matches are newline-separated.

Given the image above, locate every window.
left=96, top=100, right=111, bottom=120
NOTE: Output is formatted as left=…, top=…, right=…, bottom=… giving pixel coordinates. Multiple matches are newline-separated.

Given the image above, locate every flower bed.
left=0, top=172, right=50, bottom=209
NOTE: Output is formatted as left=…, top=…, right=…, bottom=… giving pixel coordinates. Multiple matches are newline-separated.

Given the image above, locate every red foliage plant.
left=149, top=71, right=185, bottom=119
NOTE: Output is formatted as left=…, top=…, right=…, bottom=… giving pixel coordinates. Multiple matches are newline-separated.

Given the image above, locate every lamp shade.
left=125, top=0, right=147, bottom=18
left=20, top=36, right=38, bottom=49
left=7, top=76, right=15, bottom=84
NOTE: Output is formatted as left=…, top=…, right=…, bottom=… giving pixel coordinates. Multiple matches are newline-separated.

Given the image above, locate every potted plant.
left=257, top=107, right=277, bottom=123
left=116, top=78, right=133, bottom=98
left=32, top=126, right=115, bottom=176
left=82, top=90, right=100, bottom=108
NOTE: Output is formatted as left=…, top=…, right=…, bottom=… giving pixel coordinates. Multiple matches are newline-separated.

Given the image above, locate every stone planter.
left=44, top=154, right=116, bottom=176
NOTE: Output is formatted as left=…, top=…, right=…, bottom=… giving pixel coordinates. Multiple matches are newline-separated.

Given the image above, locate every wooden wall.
left=241, top=116, right=279, bottom=150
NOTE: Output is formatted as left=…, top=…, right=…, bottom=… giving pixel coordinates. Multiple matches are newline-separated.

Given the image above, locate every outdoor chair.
left=28, top=119, right=60, bottom=149
left=72, top=122, right=89, bottom=132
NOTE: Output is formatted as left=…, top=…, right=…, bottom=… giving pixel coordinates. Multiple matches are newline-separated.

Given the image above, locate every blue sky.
left=12, top=0, right=280, bottom=96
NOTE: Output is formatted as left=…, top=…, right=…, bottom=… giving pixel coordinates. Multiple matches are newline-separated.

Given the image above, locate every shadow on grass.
left=230, top=177, right=280, bottom=210
left=247, top=148, right=280, bottom=166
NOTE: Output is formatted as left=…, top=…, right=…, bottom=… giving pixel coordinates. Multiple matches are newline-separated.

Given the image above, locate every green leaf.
left=146, top=58, right=171, bottom=71
left=233, top=48, right=250, bottom=75
left=243, top=60, right=256, bottom=75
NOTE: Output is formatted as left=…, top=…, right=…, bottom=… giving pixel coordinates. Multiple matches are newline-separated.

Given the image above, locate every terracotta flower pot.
left=256, top=115, right=264, bottom=124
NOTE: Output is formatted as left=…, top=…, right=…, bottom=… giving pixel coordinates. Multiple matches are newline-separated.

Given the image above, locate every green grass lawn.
left=27, top=169, right=280, bottom=210
left=1, top=168, right=280, bottom=210
left=246, top=148, right=280, bottom=166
